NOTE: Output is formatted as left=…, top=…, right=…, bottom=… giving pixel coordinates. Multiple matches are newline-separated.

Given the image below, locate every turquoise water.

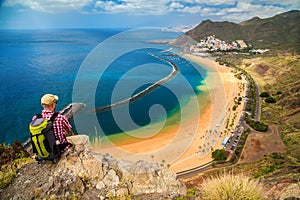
left=0, top=28, right=207, bottom=144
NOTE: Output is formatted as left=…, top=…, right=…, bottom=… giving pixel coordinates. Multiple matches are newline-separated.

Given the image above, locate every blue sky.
left=0, top=0, right=299, bottom=29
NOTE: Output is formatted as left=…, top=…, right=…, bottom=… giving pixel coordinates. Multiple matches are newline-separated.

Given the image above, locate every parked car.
left=227, top=139, right=231, bottom=144
left=230, top=146, right=235, bottom=152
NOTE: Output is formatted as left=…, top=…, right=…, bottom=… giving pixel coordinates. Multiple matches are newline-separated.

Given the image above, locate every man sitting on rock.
left=38, top=94, right=74, bottom=152
left=31, top=94, right=89, bottom=161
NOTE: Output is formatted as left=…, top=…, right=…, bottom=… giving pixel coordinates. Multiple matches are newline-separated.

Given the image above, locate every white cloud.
left=218, top=1, right=287, bottom=21
left=4, top=0, right=92, bottom=12
left=199, top=7, right=217, bottom=16
left=3, top=0, right=299, bottom=19
left=180, top=5, right=202, bottom=14
left=95, top=0, right=170, bottom=15
left=168, top=2, right=202, bottom=14
left=169, top=2, right=184, bottom=9
left=251, top=0, right=300, bottom=7
left=191, top=0, right=236, bottom=6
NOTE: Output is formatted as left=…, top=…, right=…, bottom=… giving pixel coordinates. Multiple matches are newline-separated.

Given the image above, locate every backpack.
left=29, top=112, right=60, bottom=161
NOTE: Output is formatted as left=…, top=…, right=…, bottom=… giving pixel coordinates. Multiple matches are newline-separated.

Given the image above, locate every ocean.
left=0, top=28, right=207, bottom=145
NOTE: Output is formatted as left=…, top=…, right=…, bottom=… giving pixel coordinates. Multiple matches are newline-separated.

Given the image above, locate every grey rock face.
left=0, top=139, right=186, bottom=199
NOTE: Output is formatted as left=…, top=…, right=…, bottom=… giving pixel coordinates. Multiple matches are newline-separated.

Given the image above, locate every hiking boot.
left=35, top=155, right=44, bottom=164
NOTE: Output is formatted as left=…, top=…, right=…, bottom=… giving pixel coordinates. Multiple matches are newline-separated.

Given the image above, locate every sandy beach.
left=90, top=53, right=246, bottom=172
left=170, top=54, right=246, bottom=172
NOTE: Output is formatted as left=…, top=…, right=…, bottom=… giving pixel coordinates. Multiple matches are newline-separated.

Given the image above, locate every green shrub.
left=259, top=92, right=270, bottom=97
left=186, top=189, right=198, bottom=197
left=0, top=142, right=33, bottom=189
left=0, top=169, right=16, bottom=189
left=271, top=152, right=284, bottom=159
left=0, top=157, right=34, bottom=189
left=232, top=105, right=237, bottom=111
left=244, top=115, right=268, bottom=132
left=265, top=96, right=276, bottom=103
left=212, top=149, right=227, bottom=161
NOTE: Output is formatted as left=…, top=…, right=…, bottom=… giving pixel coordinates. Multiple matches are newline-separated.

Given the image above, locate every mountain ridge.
left=186, top=10, right=300, bottom=52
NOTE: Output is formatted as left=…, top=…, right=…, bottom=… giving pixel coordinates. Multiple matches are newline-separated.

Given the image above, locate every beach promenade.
left=91, top=54, right=246, bottom=173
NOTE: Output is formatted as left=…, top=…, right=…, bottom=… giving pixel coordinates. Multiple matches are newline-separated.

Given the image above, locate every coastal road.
left=254, top=79, right=261, bottom=121
left=176, top=161, right=214, bottom=179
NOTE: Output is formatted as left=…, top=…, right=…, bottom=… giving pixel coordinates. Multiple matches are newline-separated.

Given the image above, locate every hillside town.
left=189, top=35, right=248, bottom=53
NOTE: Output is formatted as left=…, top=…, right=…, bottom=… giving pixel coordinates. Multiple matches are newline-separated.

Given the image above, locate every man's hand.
left=65, top=129, right=75, bottom=137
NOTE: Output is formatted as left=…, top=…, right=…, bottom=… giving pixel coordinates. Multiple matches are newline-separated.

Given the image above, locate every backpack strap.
left=49, top=112, right=59, bottom=123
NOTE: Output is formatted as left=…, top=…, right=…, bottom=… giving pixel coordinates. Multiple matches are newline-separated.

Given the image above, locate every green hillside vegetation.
left=243, top=55, right=300, bottom=131
left=0, top=142, right=33, bottom=188
left=186, top=19, right=243, bottom=42
left=213, top=52, right=300, bottom=132
left=212, top=53, right=299, bottom=181
left=186, top=10, right=300, bottom=53
left=216, top=53, right=300, bottom=137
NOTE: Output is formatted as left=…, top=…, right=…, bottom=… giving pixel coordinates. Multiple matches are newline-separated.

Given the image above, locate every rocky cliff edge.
left=0, top=136, right=186, bottom=199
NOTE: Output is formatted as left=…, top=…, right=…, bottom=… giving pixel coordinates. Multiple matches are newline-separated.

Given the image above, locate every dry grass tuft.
left=200, top=172, right=264, bottom=200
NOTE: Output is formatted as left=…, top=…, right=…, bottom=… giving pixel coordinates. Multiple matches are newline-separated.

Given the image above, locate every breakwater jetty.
left=93, top=54, right=178, bottom=112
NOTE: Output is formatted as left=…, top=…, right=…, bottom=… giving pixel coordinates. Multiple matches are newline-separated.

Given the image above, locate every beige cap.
left=41, top=94, right=59, bottom=106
